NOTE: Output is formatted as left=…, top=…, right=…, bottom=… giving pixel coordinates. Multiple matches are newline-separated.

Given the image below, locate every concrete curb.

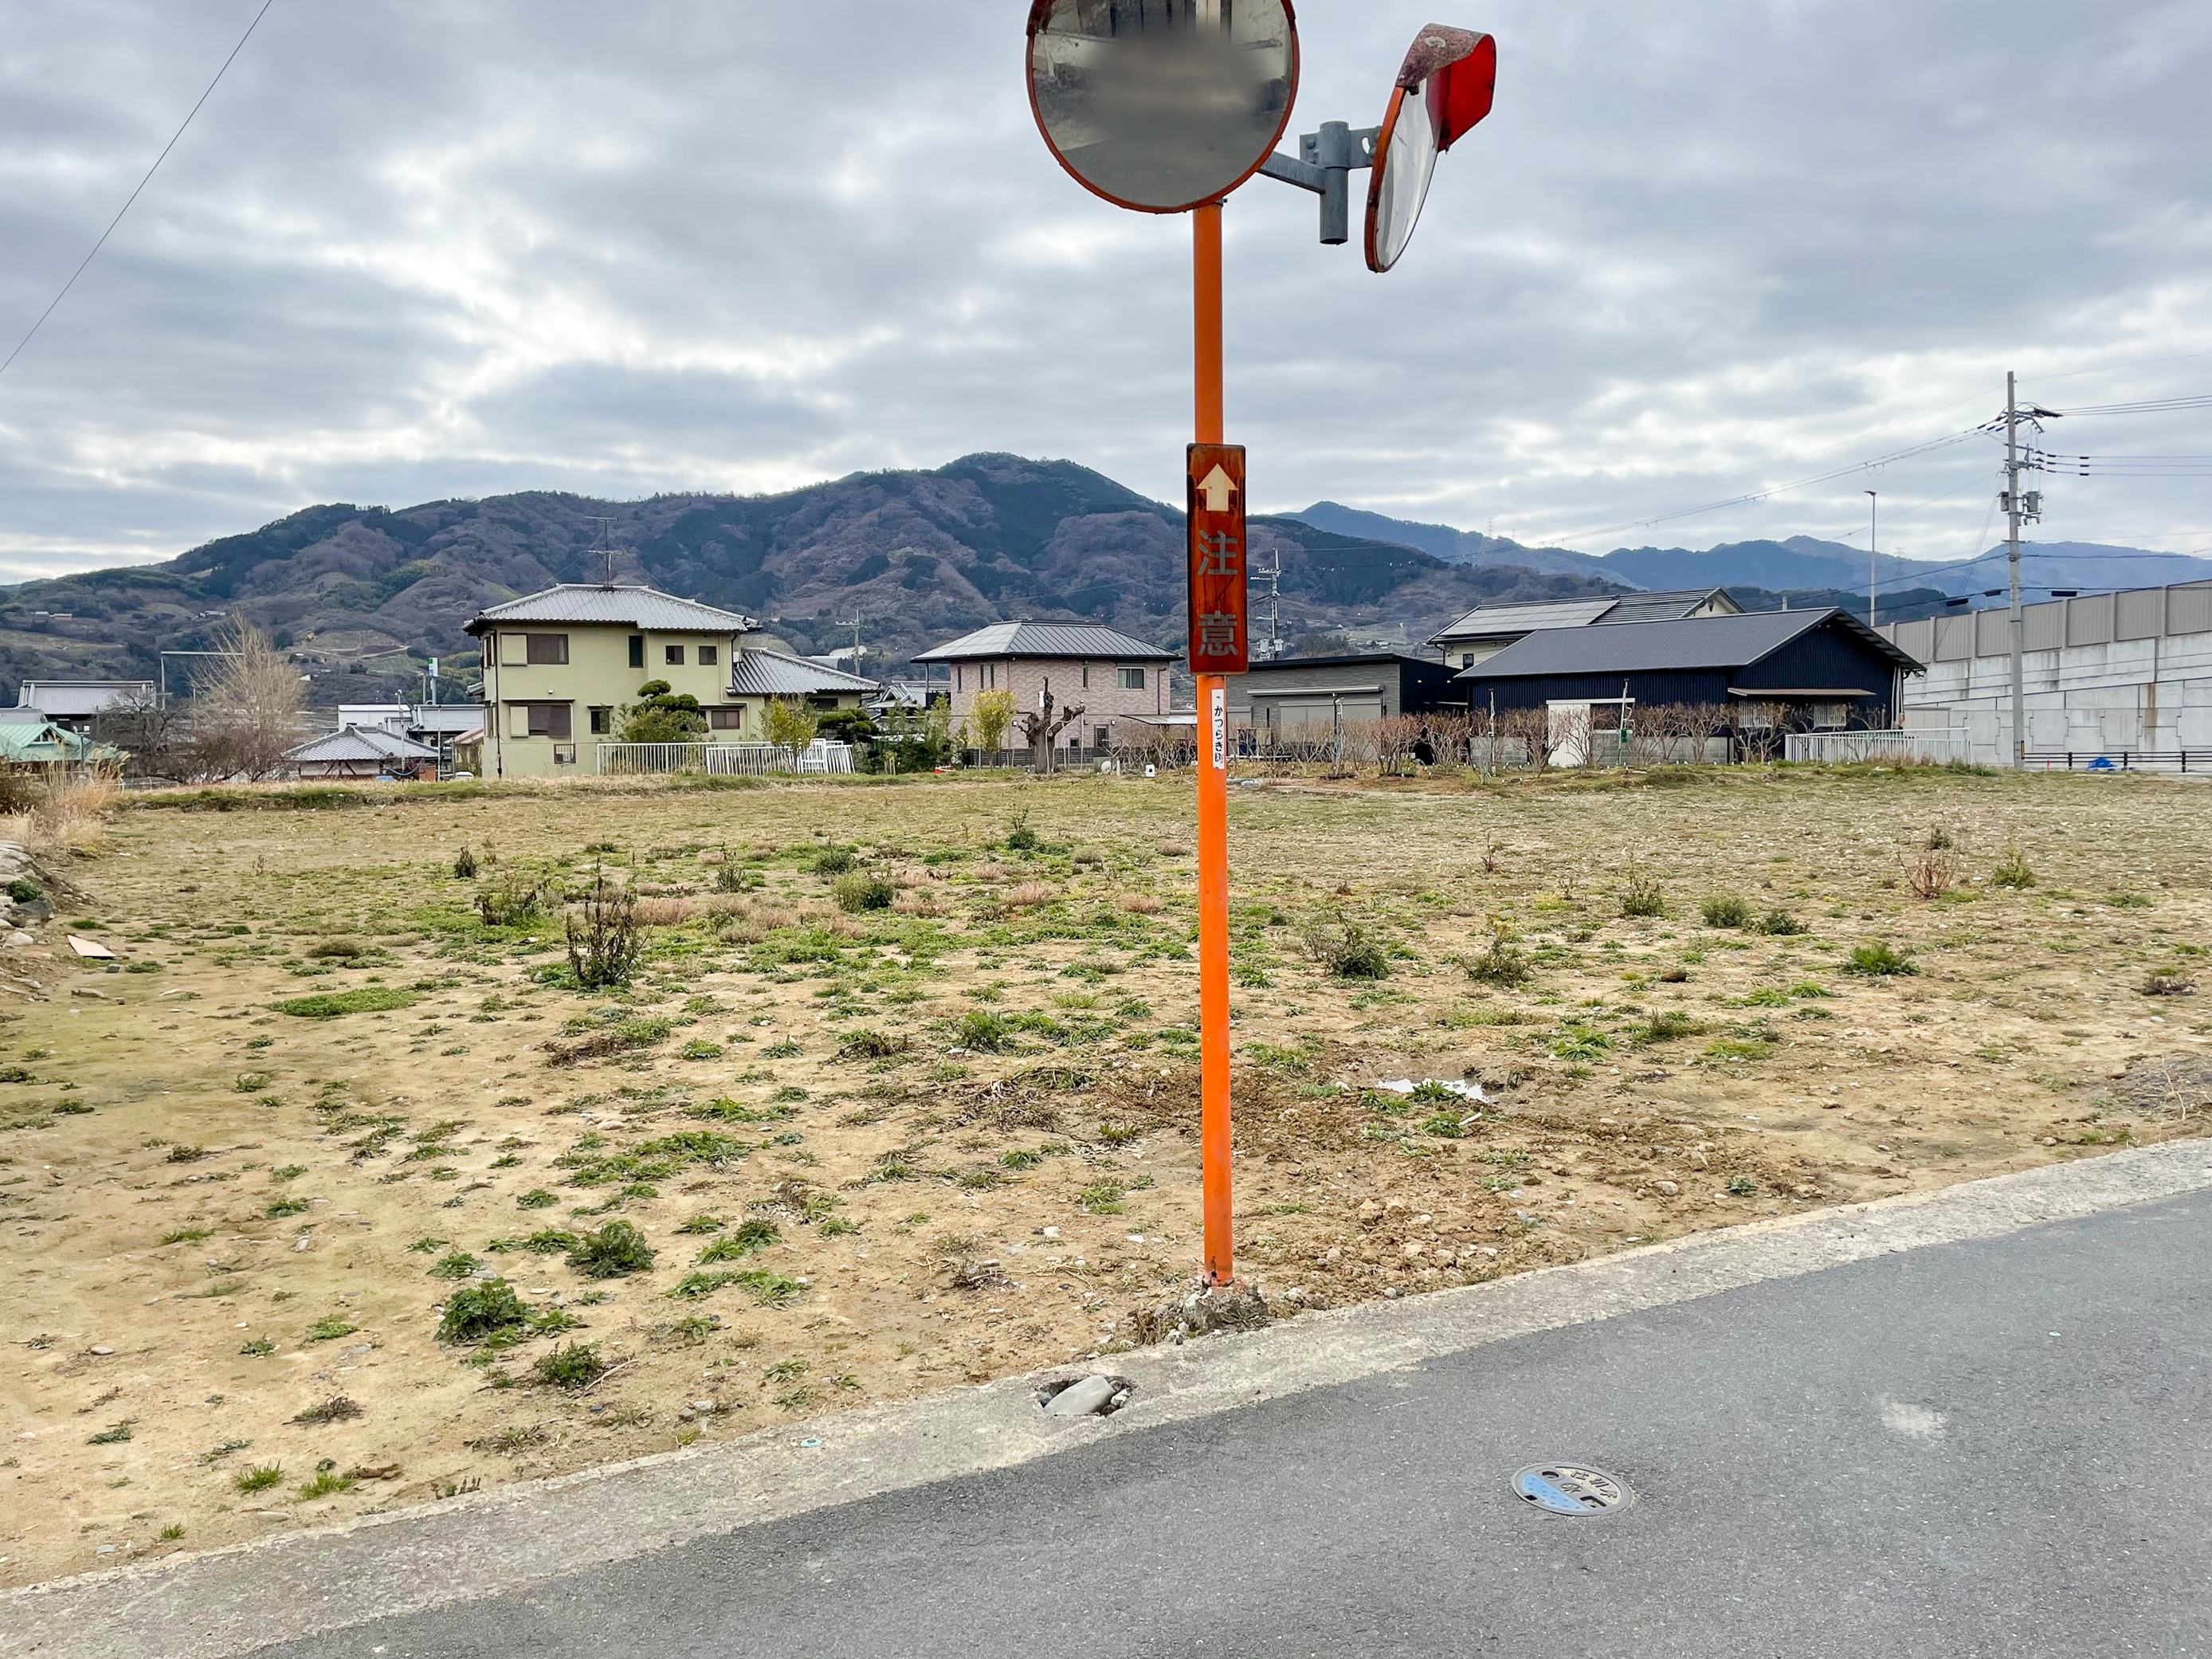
left=8, top=1139, right=2210, bottom=1659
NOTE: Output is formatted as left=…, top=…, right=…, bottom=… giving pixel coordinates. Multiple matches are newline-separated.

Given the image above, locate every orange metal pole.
left=1194, top=200, right=1233, bottom=1286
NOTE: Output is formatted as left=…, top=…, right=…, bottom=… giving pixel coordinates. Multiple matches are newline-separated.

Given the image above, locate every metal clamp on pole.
left=1257, top=122, right=1379, bottom=245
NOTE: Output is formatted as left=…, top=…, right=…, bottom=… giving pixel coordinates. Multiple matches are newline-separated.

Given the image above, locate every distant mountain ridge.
left=1286, top=504, right=2212, bottom=605
left=0, top=456, right=1617, bottom=704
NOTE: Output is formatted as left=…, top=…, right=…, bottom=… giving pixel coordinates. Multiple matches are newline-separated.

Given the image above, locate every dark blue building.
left=1453, top=609, right=1923, bottom=731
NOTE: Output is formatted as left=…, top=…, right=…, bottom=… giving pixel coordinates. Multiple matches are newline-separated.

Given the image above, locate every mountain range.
left=0, top=456, right=1611, bottom=704
left=1292, top=501, right=2212, bottom=602
left=2, top=454, right=2202, bottom=704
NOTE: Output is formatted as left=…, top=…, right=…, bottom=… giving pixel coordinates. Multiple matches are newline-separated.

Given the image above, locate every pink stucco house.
left=913, top=621, right=1176, bottom=757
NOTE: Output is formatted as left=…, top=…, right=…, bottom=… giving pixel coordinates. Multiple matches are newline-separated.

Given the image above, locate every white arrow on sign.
left=1196, top=465, right=1237, bottom=513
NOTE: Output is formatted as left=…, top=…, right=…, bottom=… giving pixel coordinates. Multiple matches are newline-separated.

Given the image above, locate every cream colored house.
left=465, top=584, right=880, bottom=778
left=467, top=584, right=749, bottom=779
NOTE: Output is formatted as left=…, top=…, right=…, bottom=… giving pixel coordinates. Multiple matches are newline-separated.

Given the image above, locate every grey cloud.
left=0, top=0, right=2208, bottom=582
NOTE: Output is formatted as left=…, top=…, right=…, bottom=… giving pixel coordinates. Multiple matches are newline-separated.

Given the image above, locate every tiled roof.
left=1453, top=609, right=1920, bottom=679
left=727, top=651, right=881, bottom=697
left=285, top=726, right=441, bottom=763
left=465, top=585, right=757, bottom=635
left=912, top=622, right=1176, bottom=662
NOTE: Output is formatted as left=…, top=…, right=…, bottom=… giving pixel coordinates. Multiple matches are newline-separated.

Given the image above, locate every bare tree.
left=1015, top=682, right=1085, bottom=774
left=186, top=619, right=307, bottom=780
left=96, top=686, right=192, bottom=781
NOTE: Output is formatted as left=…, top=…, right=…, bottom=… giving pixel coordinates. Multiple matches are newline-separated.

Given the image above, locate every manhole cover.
left=1511, top=1464, right=1634, bottom=1517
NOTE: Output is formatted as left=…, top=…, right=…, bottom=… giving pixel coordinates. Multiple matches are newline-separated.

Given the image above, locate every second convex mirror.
left=1027, top=0, right=1300, bottom=214
left=1367, top=24, right=1496, bottom=272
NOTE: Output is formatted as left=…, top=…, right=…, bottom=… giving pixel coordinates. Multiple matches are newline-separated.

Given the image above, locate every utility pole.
left=1865, top=489, right=1878, bottom=629
left=1251, top=547, right=1283, bottom=661
left=2000, top=371, right=2037, bottom=771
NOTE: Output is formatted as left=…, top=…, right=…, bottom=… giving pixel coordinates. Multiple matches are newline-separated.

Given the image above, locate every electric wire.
left=0, top=0, right=280, bottom=385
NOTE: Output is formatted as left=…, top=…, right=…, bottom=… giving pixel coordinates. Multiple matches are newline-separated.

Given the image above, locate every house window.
left=589, top=707, right=612, bottom=735
left=1812, top=702, right=1849, bottom=730
left=628, top=635, right=645, bottom=669
left=1081, top=664, right=1090, bottom=688
left=665, top=645, right=685, bottom=666
left=512, top=702, right=571, bottom=739
left=955, top=666, right=963, bottom=691
left=525, top=633, right=568, bottom=665
left=697, top=645, right=718, bottom=667
left=1116, top=665, right=1146, bottom=690
left=1094, top=725, right=1110, bottom=750
left=552, top=743, right=577, bottom=766
left=711, top=708, right=743, bottom=730
left=985, top=664, right=995, bottom=688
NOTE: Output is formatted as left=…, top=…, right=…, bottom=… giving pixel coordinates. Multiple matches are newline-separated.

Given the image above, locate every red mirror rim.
left=1363, top=25, right=1496, bottom=272
left=1024, top=0, right=1304, bottom=217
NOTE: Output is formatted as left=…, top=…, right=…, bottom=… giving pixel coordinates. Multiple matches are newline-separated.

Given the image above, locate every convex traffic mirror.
left=1026, top=0, right=1300, bottom=214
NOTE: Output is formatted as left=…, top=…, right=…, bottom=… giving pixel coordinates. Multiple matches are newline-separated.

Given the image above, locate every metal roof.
left=912, top=622, right=1176, bottom=662
left=1237, top=652, right=1442, bottom=673
left=727, top=650, right=882, bottom=697
left=1431, top=598, right=1617, bottom=639
left=464, top=584, right=758, bottom=636
left=14, top=680, right=154, bottom=717
left=1429, top=588, right=1737, bottom=645
left=285, top=726, right=441, bottom=763
left=1602, top=587, right=1741, bottom=624
left=1453, top=609, right=1921, bottom=680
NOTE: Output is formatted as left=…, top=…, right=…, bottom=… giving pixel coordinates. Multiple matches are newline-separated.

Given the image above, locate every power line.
left=0, top=0, right=280, bottom=386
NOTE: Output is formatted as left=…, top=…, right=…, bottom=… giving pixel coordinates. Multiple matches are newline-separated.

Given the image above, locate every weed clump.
left=567, top=1221, right=656, bottom=1279
left=812, top=848, right=857, bottom=877
left=837, top=1028, right=911, bottom=1060
left=530, top=1343, right=608, bottom=1390
left=453, top=846, right=479, bottom=880
left=1639, top=1010, right=1700, bottom=1043
left=1465, top=927, right=1532, bottom=987
left=567, top=874, right=641, bottom=990
left=427, top=1250, right=481, bottom=1281
left=1760, top=910, right=1805, bottom=936
left=477, top=876, right=549, bottom=928
left=233, top=1465, right=284, bottom=1494
left=833, top=873, right=896, bottom=914
left=1701, top=894, right=1751, bottom=928
left=1301, top=910, right=1390, bottom=979
left=697, top=1218, right=780, bottom=1262
left=1845, top=941, right=1918, bottom=977
left=1990, top=845, right=2037, bottom=889
left=437, top=1279, right=529, bottom=1343
left=273, top=987, right=419, bottom=1020
left=1620, top=867, right=1666, bottom=918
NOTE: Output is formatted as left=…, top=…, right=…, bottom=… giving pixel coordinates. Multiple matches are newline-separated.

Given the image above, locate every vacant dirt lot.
left=2, top=764, right=2207, bottom=1586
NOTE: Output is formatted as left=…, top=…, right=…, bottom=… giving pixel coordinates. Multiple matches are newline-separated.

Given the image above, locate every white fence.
left=595, top=740, right=857, bottom=776
left=1784, top=731, right=1971, bottom=766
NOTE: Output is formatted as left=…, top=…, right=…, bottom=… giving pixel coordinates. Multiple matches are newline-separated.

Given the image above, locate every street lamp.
left=1025, top=5, right=1496, bottom=1288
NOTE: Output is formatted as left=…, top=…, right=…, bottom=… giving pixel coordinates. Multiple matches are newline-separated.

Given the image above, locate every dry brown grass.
left=0, top=765, right=121, bottom=856
left=1117, top=892, right=1164, bottom=915
left=629, top=896, right=699, bottom=927
left=1006, top=881, right=1059, bottom=908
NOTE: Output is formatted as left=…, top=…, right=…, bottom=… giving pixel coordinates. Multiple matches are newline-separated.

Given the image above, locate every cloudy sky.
left=2, top=0, right=2209, bottom=582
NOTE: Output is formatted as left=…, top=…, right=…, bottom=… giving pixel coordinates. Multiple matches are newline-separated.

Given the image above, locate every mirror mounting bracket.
left=1257, top=121, right=1379, bottom=245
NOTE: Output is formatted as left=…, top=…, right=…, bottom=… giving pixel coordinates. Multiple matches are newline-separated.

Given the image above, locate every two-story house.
left=912, top=622, right=1176, bottom=757
left=465, top=585, right=758, bottom=779
left=465, top=584, right=884, bottom=777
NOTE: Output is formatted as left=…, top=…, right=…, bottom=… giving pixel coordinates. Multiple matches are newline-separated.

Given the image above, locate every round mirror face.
left=1027, top=0, right=1300, bottom=214
left=1366, top=80, right=1439, bottom=273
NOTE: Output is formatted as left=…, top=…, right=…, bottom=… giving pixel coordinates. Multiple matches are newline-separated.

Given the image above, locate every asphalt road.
left=265, top=1188, right=2212, bottom=1659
